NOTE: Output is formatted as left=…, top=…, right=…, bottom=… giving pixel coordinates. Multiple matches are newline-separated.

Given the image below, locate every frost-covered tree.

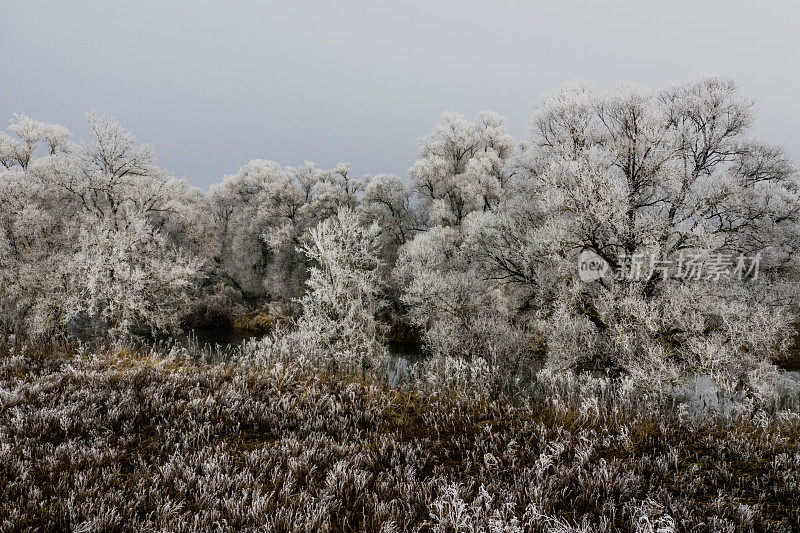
left=467, top=77, right=800, bottom=388
left=0, top=114, right=72, bottom=169
left=296, top=207, right=387, bottom=372
left=209, top=159, right=298, bottom=297
left=55, top=112, right=200, bottom=233
left=395, top=225, right=486, bottom=352
left=394, top=220, right=538, bottom=390
left=209, top=159, right=362, bottom=300
left=0, top=115, right=77, bottom=333
left=61, top=215, right=201, bottom=338
left=0, top=112, right=205, bottom=338
left=359, top=173, right=420, bottom=262
left=410, top=111, right=515, bottom=226
left=397, top=111, right=534, bottom=378
left=301, top=161, right=362, bottom=218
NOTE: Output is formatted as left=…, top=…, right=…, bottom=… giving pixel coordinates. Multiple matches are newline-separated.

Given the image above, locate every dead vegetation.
left=1, top=338, right=799, bottom=532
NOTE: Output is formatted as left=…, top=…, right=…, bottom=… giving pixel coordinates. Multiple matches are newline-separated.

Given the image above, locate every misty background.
left=2, top=0, right=798, bottom=189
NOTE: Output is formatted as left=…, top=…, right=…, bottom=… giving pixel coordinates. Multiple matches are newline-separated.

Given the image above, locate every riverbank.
left=1, top=343, right=799, bottom=531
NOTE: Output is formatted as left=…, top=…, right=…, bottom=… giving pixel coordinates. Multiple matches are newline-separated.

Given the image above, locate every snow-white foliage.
left=60, top=214, right=201, bottom=338
left=0, top=112, right=204, bottom=338
left=209, top=159, right=361, bottom=299
left=296, top=207, right=388, bottom=373
left=397, top=110, right=539, bottom=384
left=0, top=113, right=72, bottom=169
left=410, top=111, right=515, bottom=226
left=359, top=173, right=420, bottom=260
left=461, top=76, right=800, bottom=388
left=2, top=76, right=799, bottom=395
left=394, top=222, right=540, bottom=393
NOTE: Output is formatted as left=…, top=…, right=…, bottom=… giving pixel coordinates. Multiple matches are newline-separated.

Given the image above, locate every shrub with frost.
left=295, top=207, right=388, bottom=373
left=59, top=214, right=201, bottom=339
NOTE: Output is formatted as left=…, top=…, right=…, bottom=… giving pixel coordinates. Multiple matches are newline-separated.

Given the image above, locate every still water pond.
left=174, top=327, right=800, bottom=369
left=167, top=328, right=425, bottom=362
left=166, top=328, right=800, bottom=408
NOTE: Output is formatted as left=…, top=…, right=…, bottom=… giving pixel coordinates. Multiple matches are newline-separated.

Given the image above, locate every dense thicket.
left=2, top=76, right=799, bottom=392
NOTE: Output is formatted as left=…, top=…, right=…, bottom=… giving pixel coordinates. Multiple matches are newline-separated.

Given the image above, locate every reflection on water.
left=387, top=341, right=425, bottom=385
left=678, top=372, right=800, bottom=414
left=160, top=331, right=800, bottom=409
left=156, top=328, right=263, bottom=362
left=781, top=326, right=800, bottom=371
left=180, top=328, right=262, bottom=348
left=162, top=330, right=426, bottom=367
left=386, top=341, right=425, bottom=362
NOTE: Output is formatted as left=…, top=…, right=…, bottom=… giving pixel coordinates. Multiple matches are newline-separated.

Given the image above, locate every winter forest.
left=3, top=77, right=800, bottom=531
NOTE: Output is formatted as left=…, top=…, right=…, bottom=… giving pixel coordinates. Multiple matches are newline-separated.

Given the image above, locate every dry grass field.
left=2, top=339, right=799, bottom=532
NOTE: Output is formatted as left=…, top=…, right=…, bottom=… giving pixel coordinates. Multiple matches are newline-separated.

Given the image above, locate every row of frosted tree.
left=2, top=76, right=799, bottom=389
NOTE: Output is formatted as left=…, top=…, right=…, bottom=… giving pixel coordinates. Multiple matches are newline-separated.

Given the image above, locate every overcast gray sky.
left=2, top=0, right=798, bottom=189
